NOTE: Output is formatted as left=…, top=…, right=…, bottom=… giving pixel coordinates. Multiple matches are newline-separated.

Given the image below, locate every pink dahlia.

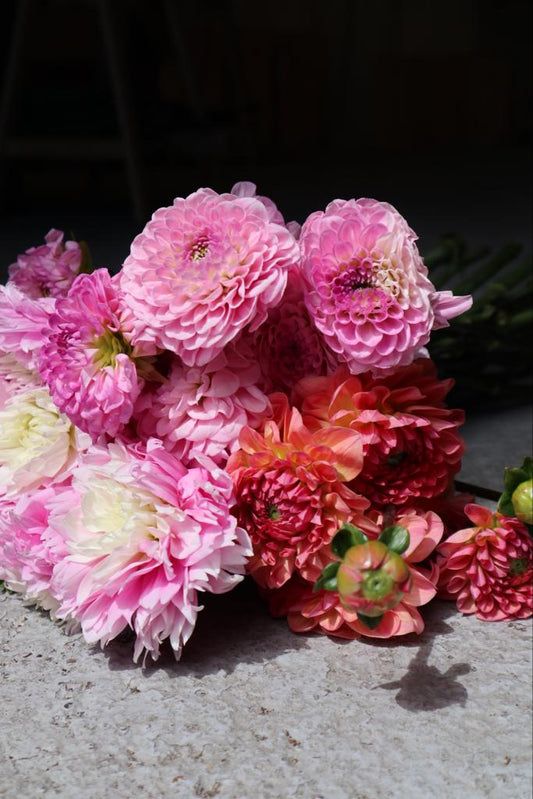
left=119, top=188, right=299, bottom=366
left=231, top=181, right=285, bottom=225
left=0, top=485, right=70, bottom=613
left=39, top=269, right=143, bottom=440
left=296, top=358, right=465, bottom=507
left=0, top=284, right=55, bottom=370
left=437, top=503, right=533, bottom=621
left=48, top=439, right=251, bottom=662
left=246, top=265, right=338, bottom=394
left=227, top=395, right=367, bottom=589
left=8, top=229, right=83, bottom=299
left=0, top=353, right=42, bottom=409
left=268, top=507, right=443, bottom=639
left=299, top=198, right=472, bottom=373
left=135, top=342, right=270, bottom=466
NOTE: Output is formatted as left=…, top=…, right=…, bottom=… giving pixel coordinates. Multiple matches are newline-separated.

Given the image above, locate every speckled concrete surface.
left=1, top=409, right=532, bottom=799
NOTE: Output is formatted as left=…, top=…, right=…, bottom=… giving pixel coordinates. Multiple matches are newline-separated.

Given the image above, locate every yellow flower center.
left=93, top=329, right=132, bottom=368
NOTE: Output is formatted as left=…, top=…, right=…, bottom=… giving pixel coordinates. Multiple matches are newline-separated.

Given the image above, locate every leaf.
left=378, top=525, right=410, bottom=555
left=357, top=612, right=384, bottom=630
left=331, top=524, right=367, bottom=559
left=314, top=562, right=340, bottom=593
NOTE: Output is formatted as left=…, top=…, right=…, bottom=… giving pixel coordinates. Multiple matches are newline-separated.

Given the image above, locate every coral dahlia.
left=437, top=503, right=533, bottom=621
left=227, top=395, right=367, bottom=589
left=119, top=188, right=299, bottom=365
left=295, top=358, right=465, bottom=506
left=39, top=269, right=143, bottom=440
left=48, top=439, right=252, bottom=662
left=299, top=198, right=471, bottom=373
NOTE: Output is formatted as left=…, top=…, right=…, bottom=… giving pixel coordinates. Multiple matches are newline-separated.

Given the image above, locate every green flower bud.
left=512, top=479, right=533, bottom=525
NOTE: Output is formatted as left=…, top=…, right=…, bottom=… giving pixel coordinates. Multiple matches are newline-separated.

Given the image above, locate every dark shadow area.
left=0, top=1, right=531, bottom=277
left=99, top=578, right=311, bottom=675
left=373, top=601, right=472, bottom=712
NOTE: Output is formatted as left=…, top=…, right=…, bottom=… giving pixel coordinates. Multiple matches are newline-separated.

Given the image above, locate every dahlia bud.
left=499, top=457, right=533, bottom=530
left=313, top=522, right=412, bottom=629
left=512, top=479, right=533, bottom=525
left=336, top=540, right=412, bottom=618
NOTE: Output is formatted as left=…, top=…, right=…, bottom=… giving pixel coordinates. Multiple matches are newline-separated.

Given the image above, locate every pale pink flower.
left=231, top=181, right=285, bottom=225
left=267, top=508, right=443, bottom=639
left=0, top=386, right=87, bottom=498
left=230, top=181, right=302, bottom=237
left=299, top=198, right=472, bottom=373
left=0, top=485, right=70, bottom=613
left=49, top=439, right=251, bottom=662
left=8, top=229, right=82, bottom=299
left=227, top=395, right=367, bottom=589
left=246, top=266, right=338, bottom=394
left=0, top=352, right=42, bottom=409
left=39, top=269, right=143, bottom=440
left=135, top=342, right=270, bottom=466
left=119, top=188, right=299, bottom=366
left=296, top=359, right=465, bottom=506
left=0, top=284, right=55, bottom=370
left=437, top=503, right=533, bottom=621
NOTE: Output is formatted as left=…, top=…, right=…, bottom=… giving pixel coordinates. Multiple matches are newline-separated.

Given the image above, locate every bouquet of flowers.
left=1, top=183, right=531, bottom=664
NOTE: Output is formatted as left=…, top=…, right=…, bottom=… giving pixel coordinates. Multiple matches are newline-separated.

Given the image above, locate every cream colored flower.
left=0, top=387, right=76, bottom=496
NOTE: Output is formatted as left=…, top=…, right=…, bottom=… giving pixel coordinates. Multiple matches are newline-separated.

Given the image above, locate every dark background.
left=0, top=0, right=531, bottom=277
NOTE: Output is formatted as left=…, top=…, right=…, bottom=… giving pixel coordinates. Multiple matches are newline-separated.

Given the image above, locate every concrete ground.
left=0, top=407, right=531, bottom=799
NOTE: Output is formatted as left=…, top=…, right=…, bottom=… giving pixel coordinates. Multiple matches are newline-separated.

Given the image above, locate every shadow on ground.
left=99, top=578, right=311, bottom=677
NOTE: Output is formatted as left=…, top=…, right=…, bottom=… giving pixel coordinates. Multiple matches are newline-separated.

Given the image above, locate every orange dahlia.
left=294, top=358, right=465, bottom=507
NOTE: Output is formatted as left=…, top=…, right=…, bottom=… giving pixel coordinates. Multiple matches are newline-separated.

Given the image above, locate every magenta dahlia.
left=39, top=269, right=143, bottom=440
left=8, top=229, right=83, bottom=299
left=299, top=198, right=471, bottom=373
left=119, top=188, right=299, bottom=365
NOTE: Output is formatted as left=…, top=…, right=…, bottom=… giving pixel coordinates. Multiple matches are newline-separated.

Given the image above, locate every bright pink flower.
left=296, top=359, right=465, bottom=506
left=39, top=269, right=143, bottom=440
left=0, top=485, right=70, bottom=613
left=227, top=395, right=368, bottom=589
left=299, top=198, right=472, bottom=373
left=119, top=188, right=299, bottom=366
left=267, top=507, right=443, bottom=639
left=437, top=503, right=533, bottom=621
left=8, top=229, right=82, bottom=299
left=0, top=284, right=55, bottom=370
left=48, top=439, right=251, bottom=662
left=245, top=266, right=338, bottom=394
left=135, top=342, right=270, bottom=466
